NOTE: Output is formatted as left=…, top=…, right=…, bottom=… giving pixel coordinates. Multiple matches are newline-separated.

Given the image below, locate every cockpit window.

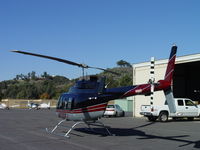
left=57, top=95, right=74, bottom=110
left=67, top=98, right=74, bottom=110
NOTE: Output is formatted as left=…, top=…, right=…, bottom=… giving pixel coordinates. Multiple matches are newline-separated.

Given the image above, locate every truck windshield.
left=185, top=100, right=195, bottom=106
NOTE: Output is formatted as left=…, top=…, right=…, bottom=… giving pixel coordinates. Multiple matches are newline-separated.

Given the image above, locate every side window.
left=185, top=100, right=194, bottom=106
left=177, top=100, right=184, bottom=106
left=116, top=105, right=119, bottom=109
left=61, top=98, right=65, bottom=109
left=67, top=98, right=74, bottom=110
left=116, top=105, right=121, bottom=110
left=64, top=97, right=68, bottom=109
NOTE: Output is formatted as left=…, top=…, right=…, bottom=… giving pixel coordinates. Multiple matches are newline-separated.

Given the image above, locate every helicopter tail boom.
left=118, top=45, right=177, bottom=98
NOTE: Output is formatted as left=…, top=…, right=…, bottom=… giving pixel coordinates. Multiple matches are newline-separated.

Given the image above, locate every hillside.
left=0, top=67, right=132, bottom=100
left=99, top=67, right=133, bottom=88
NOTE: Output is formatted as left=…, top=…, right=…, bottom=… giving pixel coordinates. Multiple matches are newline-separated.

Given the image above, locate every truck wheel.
left=147, top=116, right=157, bottom=122
left=159, top=112, right=168, bottom=122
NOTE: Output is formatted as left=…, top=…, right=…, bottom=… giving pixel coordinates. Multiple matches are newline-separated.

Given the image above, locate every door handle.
left=185, top=107, right=188, bottom=109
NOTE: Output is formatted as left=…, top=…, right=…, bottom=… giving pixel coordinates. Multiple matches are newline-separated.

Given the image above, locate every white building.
left=132, top=53, right=200, bottom=117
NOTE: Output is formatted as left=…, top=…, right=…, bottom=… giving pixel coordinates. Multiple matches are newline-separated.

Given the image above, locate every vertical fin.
left=164, top=45, right=177, bottom=83
left=164, top=46, right=177, bottom=113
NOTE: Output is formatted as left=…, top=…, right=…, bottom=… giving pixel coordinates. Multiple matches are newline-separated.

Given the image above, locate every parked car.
left=104, top=104, right=125, bottom=117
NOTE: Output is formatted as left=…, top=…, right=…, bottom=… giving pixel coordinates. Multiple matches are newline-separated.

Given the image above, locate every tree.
left=5, top=85, right=18, bottom=99
left=41, top=72, right=52, bottom=79
left=15, top=75, right=20, bottom=80
left=25, top=84, right=38, bottom=99
left=40, top=93, right=50, bottom=99
left=119, top=74, right=132, bottom=86
left=30, top=71, right=37, bottom=80
left=105, top=76, right=119, bottom=88
left=117, top=60, right=132, bottom=67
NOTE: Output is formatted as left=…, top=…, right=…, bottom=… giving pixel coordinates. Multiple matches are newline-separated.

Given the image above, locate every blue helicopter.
left=12, top=45, right=177, bottom=137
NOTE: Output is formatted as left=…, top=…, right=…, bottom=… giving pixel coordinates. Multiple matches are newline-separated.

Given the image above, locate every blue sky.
left=1, top=0, right=200, bottom=81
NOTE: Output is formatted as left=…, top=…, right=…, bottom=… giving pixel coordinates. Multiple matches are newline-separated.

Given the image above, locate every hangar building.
left=132, top=53, right=200, bottom=117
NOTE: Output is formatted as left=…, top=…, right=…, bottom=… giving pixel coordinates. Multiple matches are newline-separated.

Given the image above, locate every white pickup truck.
left=140, top=98, right=200, bottom=122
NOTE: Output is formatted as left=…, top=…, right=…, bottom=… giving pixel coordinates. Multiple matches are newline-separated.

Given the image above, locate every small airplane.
left=38, top=102, right=50, bottom=109
left=27, top=101, right=39, bottom=109
left=12, top=45, right=177, bottom=137
left=0, top=103, right=9, bottom=109
left=27, top=101, right=50, bottom=109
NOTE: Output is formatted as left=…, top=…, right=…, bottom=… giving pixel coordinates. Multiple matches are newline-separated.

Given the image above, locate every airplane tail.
left=164, top=45, right=177, bottom=83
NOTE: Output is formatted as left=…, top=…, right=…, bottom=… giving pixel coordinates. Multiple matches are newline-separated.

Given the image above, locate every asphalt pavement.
left=0, top=109, right=200, bottom=150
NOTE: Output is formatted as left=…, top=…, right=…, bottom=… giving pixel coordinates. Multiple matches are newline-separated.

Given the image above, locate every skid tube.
left=46, top=119, right=112, bottom=138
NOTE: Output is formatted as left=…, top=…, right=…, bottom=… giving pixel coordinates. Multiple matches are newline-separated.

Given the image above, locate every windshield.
left=185, top=100, right=195, bottom=106
left=57, top=95, right=74, bottom=110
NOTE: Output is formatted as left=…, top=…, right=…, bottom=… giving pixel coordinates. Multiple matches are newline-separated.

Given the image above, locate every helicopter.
left=12, top=45, right=177, bottom=137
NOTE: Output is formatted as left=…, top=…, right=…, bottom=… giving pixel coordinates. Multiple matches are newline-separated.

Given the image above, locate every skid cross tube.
left=46, top=119, right=112, bottom=138
left=64, top=121, right=85, bottom=138
left=85, top=120, right=112, bottom=136
left=50, top=119, right=65, bottom=133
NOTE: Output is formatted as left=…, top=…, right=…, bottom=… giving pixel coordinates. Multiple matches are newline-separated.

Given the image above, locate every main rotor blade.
left=11, top=50, right=86, bottom=68
left=11, top=50, right=120, bottom=75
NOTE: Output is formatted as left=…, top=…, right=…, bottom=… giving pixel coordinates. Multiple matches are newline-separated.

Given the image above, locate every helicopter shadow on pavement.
left=75, top=121, right=200, bottom=149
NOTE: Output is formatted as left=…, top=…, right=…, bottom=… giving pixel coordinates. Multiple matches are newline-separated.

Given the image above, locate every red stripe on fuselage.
left=122, top=84, right=151, bottom=97
left=122, top=80, right=171, bottom=98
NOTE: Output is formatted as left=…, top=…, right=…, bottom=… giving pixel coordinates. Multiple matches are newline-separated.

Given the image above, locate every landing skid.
left=46, top=119, right=112, bottom=138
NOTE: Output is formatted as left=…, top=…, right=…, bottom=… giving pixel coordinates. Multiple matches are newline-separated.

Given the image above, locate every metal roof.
left=133, top=53, right=200, bottom=68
